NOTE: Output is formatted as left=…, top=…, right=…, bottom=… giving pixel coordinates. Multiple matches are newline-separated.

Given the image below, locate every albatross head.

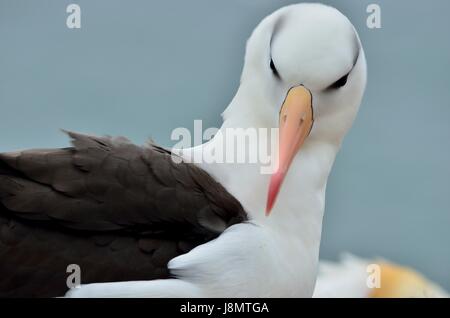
left=223, top=3, right=367, bottom=215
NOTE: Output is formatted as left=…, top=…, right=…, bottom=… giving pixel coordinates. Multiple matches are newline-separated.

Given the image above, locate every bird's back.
left=0, top=131, right=247, bottom=297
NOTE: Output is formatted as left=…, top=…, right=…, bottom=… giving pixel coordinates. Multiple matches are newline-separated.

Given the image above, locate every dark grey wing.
left=0, top=131, right=247, bottom=297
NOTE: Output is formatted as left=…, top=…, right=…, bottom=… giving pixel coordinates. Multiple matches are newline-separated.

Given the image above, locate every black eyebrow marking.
left=326, top=33, right=360, bottom=90
left=270, top=58, right=281, bottom=79
left=269, top=16, right=285, bottom=81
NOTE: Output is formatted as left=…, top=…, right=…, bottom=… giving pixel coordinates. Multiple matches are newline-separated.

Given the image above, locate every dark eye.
left=270, top=58, right=280, bottom=79
left=328, top=73, right=349, bottom=89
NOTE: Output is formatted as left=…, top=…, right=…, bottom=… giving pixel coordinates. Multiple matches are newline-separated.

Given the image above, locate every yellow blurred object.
left=313, top=254, right=449, bottom=298
left=370, top=262, right=448, bottom=298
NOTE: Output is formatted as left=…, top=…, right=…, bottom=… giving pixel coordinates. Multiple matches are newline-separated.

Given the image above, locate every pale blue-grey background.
left=0, top=0, right=449, bottom=289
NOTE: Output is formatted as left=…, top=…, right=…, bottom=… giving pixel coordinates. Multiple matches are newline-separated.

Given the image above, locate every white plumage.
left=66, top=3, right=367, bottom=298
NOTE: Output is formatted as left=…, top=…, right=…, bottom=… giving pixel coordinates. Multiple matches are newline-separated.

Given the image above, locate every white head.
left=223, top=3, right=367, bottom=214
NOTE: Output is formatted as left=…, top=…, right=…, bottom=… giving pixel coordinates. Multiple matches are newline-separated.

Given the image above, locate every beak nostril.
left=299, top=112, right=306, bottom=126
left=282, top=115, right=287, bottom=123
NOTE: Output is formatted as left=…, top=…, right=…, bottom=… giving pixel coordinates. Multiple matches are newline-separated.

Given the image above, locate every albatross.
left=0, top=3, right=367, bottom=297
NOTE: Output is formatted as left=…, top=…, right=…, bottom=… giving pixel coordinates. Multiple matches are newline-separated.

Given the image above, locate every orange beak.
left=266, top=86, right=314, bottom=215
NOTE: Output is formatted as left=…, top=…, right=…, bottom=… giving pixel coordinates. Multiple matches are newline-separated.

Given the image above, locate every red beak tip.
left=266, top=172, right=283, bottom=217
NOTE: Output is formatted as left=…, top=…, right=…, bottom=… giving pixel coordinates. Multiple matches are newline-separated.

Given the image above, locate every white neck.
left=180, top=85, right=340, bottom=251
left=175, top=85, right=346, bottom=296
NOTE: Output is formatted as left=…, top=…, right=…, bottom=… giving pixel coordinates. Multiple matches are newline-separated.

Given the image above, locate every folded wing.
left=0, top=131, right=247, bottom=297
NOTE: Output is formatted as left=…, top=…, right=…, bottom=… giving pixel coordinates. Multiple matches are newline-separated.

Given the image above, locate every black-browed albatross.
left=0, top=3, right=367, bottom=297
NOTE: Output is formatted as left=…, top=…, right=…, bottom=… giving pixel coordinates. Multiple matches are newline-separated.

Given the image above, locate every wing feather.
left=0, top=131, right=247, bottom=297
